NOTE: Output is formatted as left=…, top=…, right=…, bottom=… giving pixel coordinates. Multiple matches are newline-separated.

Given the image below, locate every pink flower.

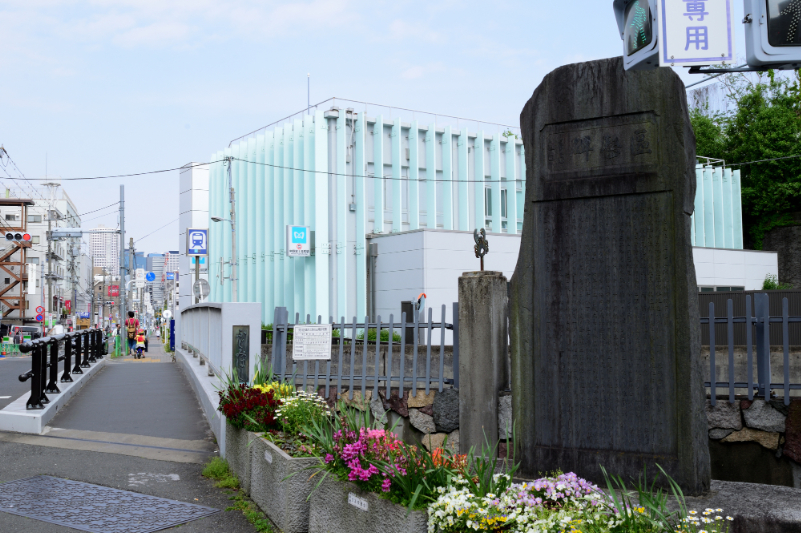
left=324, top=454, right=334, bottom=464
left=381, top=478, right=391, bottom=492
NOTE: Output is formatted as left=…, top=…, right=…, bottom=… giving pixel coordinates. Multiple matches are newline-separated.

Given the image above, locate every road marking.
left=0, top=396, right=11, bottom=399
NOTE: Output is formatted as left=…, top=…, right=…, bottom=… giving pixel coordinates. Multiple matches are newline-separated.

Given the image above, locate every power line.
left=17, top=161, right=214, bottom=182
left=133, top=218, right=179, bottom=245
left=79, top=201, right=120, bottom=217
left=728, top=153, right=801, bottom=167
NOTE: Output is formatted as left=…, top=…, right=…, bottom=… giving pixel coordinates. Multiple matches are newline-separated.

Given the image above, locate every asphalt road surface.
left=0, top=357, right=33, bottom=409
left=0, top=339, right=260, bottom=532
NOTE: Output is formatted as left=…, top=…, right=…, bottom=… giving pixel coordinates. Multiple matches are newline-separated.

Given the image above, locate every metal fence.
left=269, top=303, right=459, bottom=399
left=700, top=290, right=801, bottom=345
left=18, top=329, right=106, bottom=410
left=703, top=294, right=801, bottom=406
left=180, top=304, right=223, bottom=373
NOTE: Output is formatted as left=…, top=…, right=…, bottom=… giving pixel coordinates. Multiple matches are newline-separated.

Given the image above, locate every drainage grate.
left=0, top=475, right=220, bottom=533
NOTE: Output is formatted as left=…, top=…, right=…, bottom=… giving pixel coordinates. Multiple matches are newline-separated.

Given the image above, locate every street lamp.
left=211, top=216, right=237, bottom=302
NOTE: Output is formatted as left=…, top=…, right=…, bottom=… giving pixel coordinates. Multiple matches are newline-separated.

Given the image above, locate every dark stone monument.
left=762, top=212, right=801, bottom=290
left=510, top=57, right=710, bottom=494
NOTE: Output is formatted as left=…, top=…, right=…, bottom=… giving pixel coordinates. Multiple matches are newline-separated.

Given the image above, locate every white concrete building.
left=90, top=225, right=119, bottom=274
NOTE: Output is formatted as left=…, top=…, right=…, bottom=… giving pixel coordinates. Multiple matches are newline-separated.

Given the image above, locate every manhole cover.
left=0, top=475, right=220, bottom=533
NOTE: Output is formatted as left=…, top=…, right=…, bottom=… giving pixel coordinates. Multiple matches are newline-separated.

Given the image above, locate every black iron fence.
left=703, top=294, right=801, bottom=407
left=18, top=329, right=106, bottom=410
left=700, top=290, right=801, bottom=345
left=270, top=304, right=459, bottom=399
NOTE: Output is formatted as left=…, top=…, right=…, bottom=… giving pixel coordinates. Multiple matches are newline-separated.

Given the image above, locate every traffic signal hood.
left=614, top=0, right=660, bottom=71
left=745, top=0, right=801, bottom=69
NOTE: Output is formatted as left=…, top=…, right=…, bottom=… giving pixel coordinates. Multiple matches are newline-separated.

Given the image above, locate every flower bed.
left=250, top=436, right=318, bottom=533
left=308, top=474, right=427, bottom=533
left=224, top=424, right=257, bottom=495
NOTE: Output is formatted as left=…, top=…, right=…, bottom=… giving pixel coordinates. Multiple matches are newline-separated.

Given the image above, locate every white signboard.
left=348, top=493, right=368, bottom=512
left=292, top=324, right=332, bottom=361
left=286, top=225, right=310, bottom=257
left=135, top=268, right=145, bottom=288
left=658, top=0, right=735, bottom=67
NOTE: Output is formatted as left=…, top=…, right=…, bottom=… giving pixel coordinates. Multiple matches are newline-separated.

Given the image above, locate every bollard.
left=45, top=341, right=61, bottom=394
left=72, top=333, right=84, bottom=374
left=88, top=331, right=97, bottom=363
left=25, top=344, right=45, bottom=410
left=61, top=335, right=74, bottom=383
left=80, top=331, right=91, bottom=368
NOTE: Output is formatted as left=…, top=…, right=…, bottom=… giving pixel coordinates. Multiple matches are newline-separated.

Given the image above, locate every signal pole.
left=119, top=185, right=125, bottom=326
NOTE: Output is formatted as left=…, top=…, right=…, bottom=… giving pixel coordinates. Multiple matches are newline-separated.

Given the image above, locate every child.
left=134, top=329, right=147, bottom=359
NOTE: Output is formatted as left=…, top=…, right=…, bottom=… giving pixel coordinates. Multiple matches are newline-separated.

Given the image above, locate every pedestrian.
left=125, top=311, right=139, bottom=356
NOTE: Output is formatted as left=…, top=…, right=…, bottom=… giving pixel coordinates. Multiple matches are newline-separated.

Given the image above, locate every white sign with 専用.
left=292, top=324, right=332, bottom=361
left=286, top=225, right=310, bottom=257
left=658, top=0, right=735, bottom=67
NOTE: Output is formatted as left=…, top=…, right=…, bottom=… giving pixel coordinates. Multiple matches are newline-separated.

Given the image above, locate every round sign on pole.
left=163, top=310, right=173, bottom=320
left=36, top=306, right=44, bottom=314
left=193, top=279, right=210, bottom=299
left=146, top=272, right=156, bottom=282
left=35, top=314, right=44, bottom=322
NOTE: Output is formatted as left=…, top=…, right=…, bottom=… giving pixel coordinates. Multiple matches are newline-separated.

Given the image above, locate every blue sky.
left=0, top=0, right=748, bottom=253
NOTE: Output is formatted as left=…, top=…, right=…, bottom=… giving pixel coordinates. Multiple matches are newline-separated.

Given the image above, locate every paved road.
left=0, top=338, right=258, bottom=533
left=0, top=357, right=33, bottom=409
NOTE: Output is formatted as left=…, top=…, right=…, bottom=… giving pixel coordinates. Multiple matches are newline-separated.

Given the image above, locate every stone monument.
left=510, top=57, right=710, bottom=494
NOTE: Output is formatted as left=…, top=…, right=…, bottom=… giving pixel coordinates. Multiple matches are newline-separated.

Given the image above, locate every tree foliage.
left=690, top=71, right=801, bottom=249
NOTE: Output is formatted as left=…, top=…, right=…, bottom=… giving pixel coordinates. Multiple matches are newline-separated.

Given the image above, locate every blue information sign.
left=146, top=272, right=156, bottom=282
left=187, top=228, right=208, bottom=256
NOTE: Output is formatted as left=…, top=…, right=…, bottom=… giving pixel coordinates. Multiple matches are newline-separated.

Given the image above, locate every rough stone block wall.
left=707, top=398, right=801, bottom=488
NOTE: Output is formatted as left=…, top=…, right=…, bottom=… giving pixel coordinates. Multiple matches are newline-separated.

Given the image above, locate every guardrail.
left=18, top=329, right=106, bottom=410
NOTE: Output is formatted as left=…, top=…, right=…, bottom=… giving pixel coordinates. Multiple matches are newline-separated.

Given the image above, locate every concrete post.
left=458, top=271, right=508, bottom=455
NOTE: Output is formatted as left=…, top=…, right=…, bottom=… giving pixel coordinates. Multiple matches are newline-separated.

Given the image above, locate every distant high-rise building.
left=146, top=253, right=165, bottom=308
left=90, top=225, right=119, bottom=273
left=164, top=251, right=180, bottom=275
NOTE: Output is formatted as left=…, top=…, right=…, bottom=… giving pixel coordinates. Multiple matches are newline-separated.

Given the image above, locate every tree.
left=690, top=72, right=801, bottom=249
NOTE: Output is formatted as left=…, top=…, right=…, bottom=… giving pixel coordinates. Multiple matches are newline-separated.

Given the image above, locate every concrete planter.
left=225, top=424, right=258, bottom=494
left=309, top=475, right=427, bottom=533
left=251, top=437, right=318, bottom=533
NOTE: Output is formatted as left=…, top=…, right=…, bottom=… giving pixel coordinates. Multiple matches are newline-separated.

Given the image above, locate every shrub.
left=763, top=273, right=793, bottom=290
left=217, top=384, right=281, bottom=432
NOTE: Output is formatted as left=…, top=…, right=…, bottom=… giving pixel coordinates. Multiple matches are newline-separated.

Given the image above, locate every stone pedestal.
left=510, top=57, right=710, bottom=494
left=458, top=271, right=508, bottom=455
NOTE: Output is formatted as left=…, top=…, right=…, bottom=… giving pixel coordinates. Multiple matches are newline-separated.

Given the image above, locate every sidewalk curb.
left=0, top=357, right=107, bottom=434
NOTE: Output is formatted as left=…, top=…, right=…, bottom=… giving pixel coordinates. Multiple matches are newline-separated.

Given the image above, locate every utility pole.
left=128, top=237, right=134, bottom=317
left=119, top=185, right=125, bottom=326
left=42, top=182, right=60, bottom=317
left=226, top=157, right=238, bottom=302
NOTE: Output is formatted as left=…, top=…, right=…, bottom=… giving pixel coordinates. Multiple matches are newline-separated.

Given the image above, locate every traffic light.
left=5, top=232, right=31, bottom=243
left=745, top=0, right=801, bottom=69
left=613, top=0, right=659, bottom=71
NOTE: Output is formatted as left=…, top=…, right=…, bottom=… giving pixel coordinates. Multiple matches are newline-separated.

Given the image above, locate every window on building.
left=4, top=278, right=9, bottom=284
left=31, top=236, right=40, bottom=244
left=26, top=257, right=38, bottom=264
left=5, top=214, right=16, bottom=221
left=27, top=215, right=42, bottom=223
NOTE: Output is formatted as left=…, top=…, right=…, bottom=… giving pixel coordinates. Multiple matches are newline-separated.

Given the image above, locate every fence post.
left=61, top=335, right=73, bottom=383
left=45, top=341, right=60, bottom=394
left=26, top=344, right=44, bottom=410
left=457, top=271, right=508, bottom=455
left=452, top=302, right=459, bottom=389
left=755, top=293, right=771, bottom=399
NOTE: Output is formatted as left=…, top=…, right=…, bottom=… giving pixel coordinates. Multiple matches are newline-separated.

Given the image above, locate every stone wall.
left=762, top=213, right=801, bottom=289
left=706, top=398, right=801, bottom=488
left=701, top=347, right=801, bottom=398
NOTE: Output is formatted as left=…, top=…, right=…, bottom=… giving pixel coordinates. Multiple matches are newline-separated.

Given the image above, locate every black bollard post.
left=39, top=344, right=50, bottom=405
left=25, top=344, right=45, bottom=410
left=45, top=341, right=61, bottom=394
left=61, top=335, right=73, bottom=383
left=88, top=330, right=97, bottom=363
left=72, top=334, right=83, bottom=374
left=98, top=331, right=106, bottom=358
left=81, top=332, right=91, bottom=368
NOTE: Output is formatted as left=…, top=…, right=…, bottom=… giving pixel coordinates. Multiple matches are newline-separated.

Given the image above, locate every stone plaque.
left=510, top=57, right=709, bottom=494
left=232, top=325, right=249, bottom=384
